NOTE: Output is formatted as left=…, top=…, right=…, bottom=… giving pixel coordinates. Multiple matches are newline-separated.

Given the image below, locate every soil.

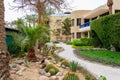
left=10, top=58, right=85, bottom=80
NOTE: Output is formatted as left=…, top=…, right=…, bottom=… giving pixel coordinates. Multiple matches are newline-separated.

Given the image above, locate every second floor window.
left=72, top=19, right=74, bottom=26
left=77, top=18, right=81, bottom=26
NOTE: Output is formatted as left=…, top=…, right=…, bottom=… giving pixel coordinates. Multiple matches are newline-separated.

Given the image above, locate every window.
left=72, top=19, right=74, bottom=26
left=100, top=12, right=109, bottom=17
left=84, top=19, right=90, bottom=23
left=72, top=33, right=74, bottom=38
left=92, top=16, right=97, bottom=20
left=77, top=32, right=81, bottom=39
left=115, top=10, right=120, bottom=13
left=77, top=18, right=81, bottom=26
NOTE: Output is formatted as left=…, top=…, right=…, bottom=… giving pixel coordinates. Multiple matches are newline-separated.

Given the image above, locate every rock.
left=15, top=61, right=24, bottom=65
left=56, top=72, right=63, bottom=76
left=39, top=69, right=46, bottom=75
left=9, top=64, right=17, bottom=69
left=39, top=76, right=49, bottom=80
left=61, top=65, right=66, bottom=69
left=16, top=67, right=26, bottom=76
left=45, top=59, right=50, bottom=65
left=10, top=70, right=16, bottom=74
left=50, top=76, right=59, bottom=80
left=16, top=70, right=22, bottom=76
left=45, top=72, right=51, bottom=77
left=56, top=64, right=61, bottom=67
left=66, top=67, right=69, bottom=69
left=110, top=45, right=116, bottom=52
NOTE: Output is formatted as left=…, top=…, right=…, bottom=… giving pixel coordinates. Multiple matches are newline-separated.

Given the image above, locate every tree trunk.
left=27, top=47, right=37, bottom=62
left=36, top=1, right=44, bottom=25
left=0, top=0, right=12, bottom=80
left=107, top=0, right=113, bottom=14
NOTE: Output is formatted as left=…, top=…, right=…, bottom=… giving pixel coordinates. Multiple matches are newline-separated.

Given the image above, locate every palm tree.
left=13, top=0, right=68, bottom=25
left=62, top=18, right=72, bottom=41
left=0, top=0, right=12, bottom=79
left=14, top=25, right=49, bottom=61
left=107, top=0, right=113, bottom=14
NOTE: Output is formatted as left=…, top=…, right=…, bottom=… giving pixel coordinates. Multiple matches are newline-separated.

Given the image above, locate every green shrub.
left=66, top=41, right=73, bottom=45
left=99, top=75, right=107, bottom=80
left=85, top=75, right=91, bottom=80
left=70, top=61, right=78, bottom=72
left=91, top=13, right=120, bottom=51
left=72, top=45, right=94, bottom=49
left=44, top=63, right=59, bottom=74
left=7, top=41, right=21, bottom=57
left=73, top=38, right=93, bottom=46
left=61, top=59, right=70, bottom=67
left=63, top=72, right=79, bottom=80
left=49, top=68, right=56, bottom=75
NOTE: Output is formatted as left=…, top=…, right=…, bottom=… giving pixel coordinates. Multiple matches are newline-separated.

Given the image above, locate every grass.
left=72, top=45, right=94, bottom=49
left=75, top=50, right=120, bottom=66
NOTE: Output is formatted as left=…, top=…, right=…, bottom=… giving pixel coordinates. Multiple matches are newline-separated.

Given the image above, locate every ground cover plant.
left=75, top=50, right=120, bottom=66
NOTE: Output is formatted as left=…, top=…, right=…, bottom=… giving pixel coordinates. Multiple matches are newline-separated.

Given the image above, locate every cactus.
left=63, top=72, right=79, bottom=80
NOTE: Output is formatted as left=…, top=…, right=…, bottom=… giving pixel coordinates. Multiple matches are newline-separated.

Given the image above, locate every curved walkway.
left=56, top=43, right=120, bottom=80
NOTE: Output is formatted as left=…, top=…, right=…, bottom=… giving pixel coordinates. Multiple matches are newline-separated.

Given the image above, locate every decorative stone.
left=39, top=69, right=46, bottom=75
left=39, top=76, right=49, bottom=80
left=61, top=65, right=66, bottom=69
left=15, top=61, right=24, bottom=65
left=16, top=70, right=22, bottom=76
left=10, top=70, right=16, bottom=74
left=56, top=72, right=63, bottom=76
left=45, top=72, right=51, bottom=77
left=50, top=76, right=59, bottom=80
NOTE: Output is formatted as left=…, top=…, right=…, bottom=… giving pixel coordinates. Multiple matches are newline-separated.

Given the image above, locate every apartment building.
left=49, top=0, right=120, bottom=42
left=71, top=0, right=120, bottom=40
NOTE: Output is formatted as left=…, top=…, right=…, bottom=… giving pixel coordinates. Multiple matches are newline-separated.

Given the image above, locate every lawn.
left=75, top=50, right=120, bottom=66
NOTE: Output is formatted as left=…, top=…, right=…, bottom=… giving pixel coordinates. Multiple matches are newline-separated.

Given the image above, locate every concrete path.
left=56, top=43, right=120, bottom=80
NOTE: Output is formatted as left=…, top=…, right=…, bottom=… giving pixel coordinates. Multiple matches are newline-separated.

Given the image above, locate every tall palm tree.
left=107, top=0, right=113, bottom=14
left=0, top=0, right=11, bottom=79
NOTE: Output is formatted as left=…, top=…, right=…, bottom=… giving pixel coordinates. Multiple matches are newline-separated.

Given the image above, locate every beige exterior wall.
left=70, top=10, right=91, bottom=40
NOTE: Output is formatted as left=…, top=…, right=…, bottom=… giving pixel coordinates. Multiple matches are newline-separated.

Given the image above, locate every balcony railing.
left=80, top=22, right=90, bottom=28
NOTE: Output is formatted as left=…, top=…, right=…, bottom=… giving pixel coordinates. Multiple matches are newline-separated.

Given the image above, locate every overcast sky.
left=4, top=0, right=107, bottom=22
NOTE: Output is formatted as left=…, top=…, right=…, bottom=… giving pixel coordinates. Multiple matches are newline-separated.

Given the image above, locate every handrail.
left=80, top=22, right=90, bottom=28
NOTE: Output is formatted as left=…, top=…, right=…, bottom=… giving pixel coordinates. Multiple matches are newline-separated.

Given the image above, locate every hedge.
left=91, top=13, right=120, bottom=51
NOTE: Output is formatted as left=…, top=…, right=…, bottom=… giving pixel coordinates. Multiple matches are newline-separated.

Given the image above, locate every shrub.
left=66, top=41, right=73, bottom=45
left=7, top=41, right=21, bottom=57
left=85, top=75, right=91, bottom=80
left=73, top=38, right=93, bottom=46
left=61, top=59, right=70, bottom=67
left=70, top=61, right=78, bottom=72
left=91, top=13, right=120, bottom=50
left=99, top=75, right=107, bottom=80
left=63, top=72, right=79, bottom=80
left=49, top=68, right=56, bottom=75
left=44, top=63, right=59, bottom=75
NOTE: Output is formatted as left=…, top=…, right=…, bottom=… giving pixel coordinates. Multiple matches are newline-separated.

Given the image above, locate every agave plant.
left=70, top=61, right=79, bottom=72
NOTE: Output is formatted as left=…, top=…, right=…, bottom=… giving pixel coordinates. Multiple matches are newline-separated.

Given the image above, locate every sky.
left=4, top=0, right=107, bottom=22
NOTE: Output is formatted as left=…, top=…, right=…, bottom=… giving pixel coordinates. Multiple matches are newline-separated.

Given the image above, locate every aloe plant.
left=70, top=61, right=78, bottom=72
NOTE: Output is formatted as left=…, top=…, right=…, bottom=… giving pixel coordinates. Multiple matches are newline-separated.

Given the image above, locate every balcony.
left=79, top=22, right=90, bottom=32
left=80, top=22, right=90, bottom=28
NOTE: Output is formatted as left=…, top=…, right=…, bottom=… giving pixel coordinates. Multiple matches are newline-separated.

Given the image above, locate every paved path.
left=56, top=43, right=120, bottom=80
